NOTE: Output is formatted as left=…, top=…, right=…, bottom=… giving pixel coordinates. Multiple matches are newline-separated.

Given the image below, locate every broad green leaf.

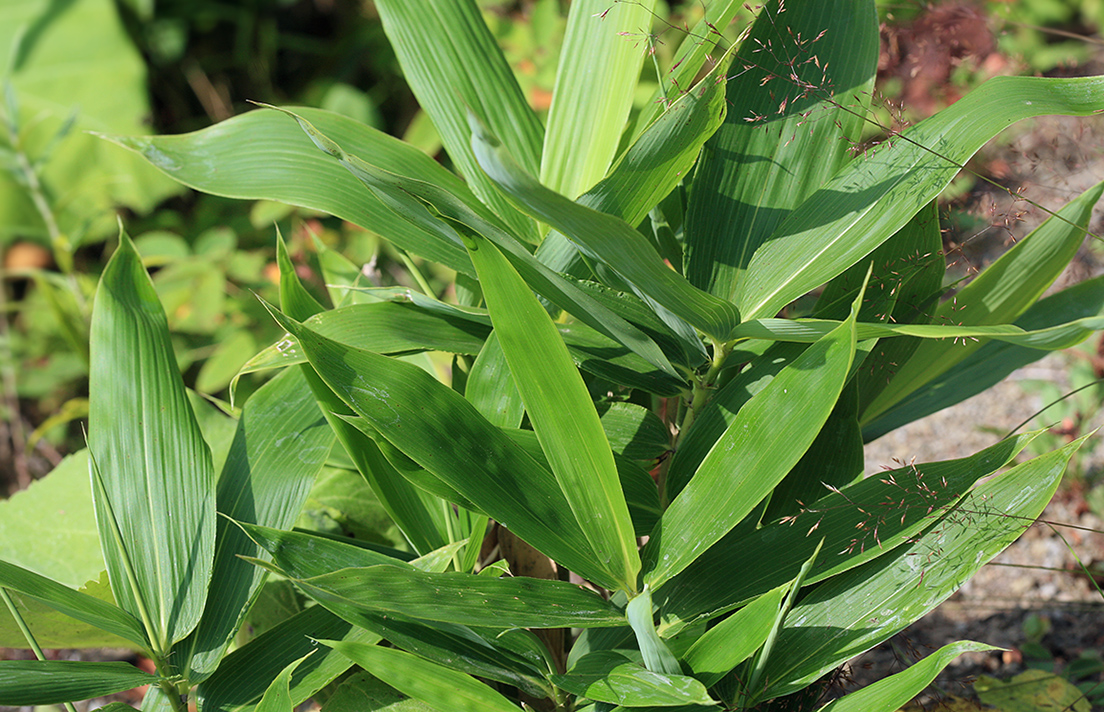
left=181, top=368, right=335, bottom=681
left=466, top=231, right=639, bottom=591
left=533, top=38, right=735, bottom=283
left=470, top=117, right=740, bottom=341
left=106, top=108, right=472, bottom=274
left=374, top=0, right=542, bottom=244
left=277, top=564, right=623, bottom=629
left=502, top=428, right=661, bottom=538
left=541, top=0, right=655, bottom=200
left=735, top=74, right=1104, bottom=320
left=863, top=273, right=1104, bottom=440
left=88, top=228, right=215, bottom=651
left=644, top=303, right=858, bottom=589
left=255, top=654, right=312, bottom=712
left=262, top=307, right=618, bottom=590
left=267, top=105, right=676, bottom=379
left=553, top=651, right=715, bottom=707
left=656, top=434, right=1032, bottom=634
left=758, top=436, right=1085, bottom=698
left=91, top=704, right=141, bottom=712
left=0, top=559, right=147, bottom=648
left=863, top=179, right=1104, bottom=422
left=0, top=450, right=102, bottom=587
left=596, top=402, right=670, bottom=462
left=0, top=572, right=134, bottom=649
left=683, top=585, right=786, bottom=687
left=321, top=671, right=434, bottom=712
left=324, top=640, right=524, bottom=712
left=274, top=238, right=452, bottom=557
left=0, top=660, right=156, bottom=705
left=685, top=0, right=878, bottom=302
left=197, top=604, right=380, bottom=712
left=818, top=641, right=997, bottom=712
left=1, top=0, right=180, bottom=243
left=465, top=332, right=525, bottom=428
left=631, top=0, right=742, bottom=139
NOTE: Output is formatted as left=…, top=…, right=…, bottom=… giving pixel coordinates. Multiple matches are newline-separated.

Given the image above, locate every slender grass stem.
left=398, top=249, right=435, bottom=297
left=1, top=588, right=79, bottom=712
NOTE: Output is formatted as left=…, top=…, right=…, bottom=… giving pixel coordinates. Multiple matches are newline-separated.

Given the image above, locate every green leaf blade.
left=818, top=641, right=998, bottom=712
left=467, top=233, right=640, bottom=592
left=324, top=640, right=523, bottom=712
left=685, top=0, right=878, bottom=302
left=541, top=0, right=656, bottom=200
left=374, top=0, right=542, bottom=243
left=181, top=368, right=335, bottom=681
left=88, top=229, right=216, bottom=650
left=0, top=660, right=156, bottom=706
left=737, top=75, right=1104, bottom=321
left=644, top=311, right=858, bottom=589
left=290, top=565, right=624, bottom=630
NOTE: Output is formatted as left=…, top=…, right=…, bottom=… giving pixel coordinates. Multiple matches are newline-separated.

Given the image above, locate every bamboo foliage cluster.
left=3, top=1, right=1104, bottom=710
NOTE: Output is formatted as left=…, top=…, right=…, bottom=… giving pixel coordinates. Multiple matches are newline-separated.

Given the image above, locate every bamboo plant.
left=3, top=1, right=1104, bottom=710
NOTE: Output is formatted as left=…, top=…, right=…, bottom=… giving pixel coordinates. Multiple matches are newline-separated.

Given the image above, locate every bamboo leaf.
left=817, top=641, right=998, bottom=712
left=465, top=231, right=640, bottom=591
left=863, top=179, right=1104, bottom=422
left=541, top=0, right=656, bottom=200
left=656, top=434, right=1032, bottom=634
left=683, top=585, right=786, bottom=687
left=265, top=106, right=677, bottom=379
left=105, top=108, right=472, bottom=274
left=374, top=0, right=542, bottom=244
left=0, top=660, right=156, bottom=706
left=255, top=653, right=313, bottom=712
left=88, top=227, right=216, bottom=651
left=323, top=641, right=524, bottom=712
left=643, top=299, right=859, bottom=589
left=736, top=74, right=1104, bottom=320
left=261, top=305, right=619, bottom=590
left=281, top=564, right=623, bottom=630
left=181, top=368, right=335, bottom=681
left=553, top=651, right=716, bottom=707
left=686, top=0, right=878, bottom=302
left=863, top=274, right=1104, bottom=440
left=471, top=116, right=741, bottom=341
left=197, top=605, right=380, bottom=712
left=758, top=436, right=1086, bottom=698
left=0, top=559, right=147, bottom=649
